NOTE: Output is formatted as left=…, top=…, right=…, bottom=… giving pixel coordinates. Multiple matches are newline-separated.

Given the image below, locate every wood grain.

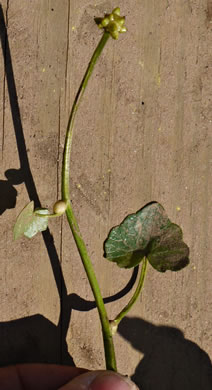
left=0, top=1, right=211, bottom=388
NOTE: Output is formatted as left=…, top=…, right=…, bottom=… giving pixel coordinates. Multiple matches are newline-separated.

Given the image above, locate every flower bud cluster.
left=98, top=7, right=127, bottom=40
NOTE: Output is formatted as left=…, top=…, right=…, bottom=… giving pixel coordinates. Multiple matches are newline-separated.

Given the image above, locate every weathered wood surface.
left=0, top=1, right=211, bottom=388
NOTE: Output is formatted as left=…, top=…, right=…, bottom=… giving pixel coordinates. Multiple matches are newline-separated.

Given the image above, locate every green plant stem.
left=113, top=257, right=148, bottom=327
left=61, top=31, right=117, bottom=371
left=62, top=31, right=110, bottom=201
left=65, top=205, right=116, bottom=371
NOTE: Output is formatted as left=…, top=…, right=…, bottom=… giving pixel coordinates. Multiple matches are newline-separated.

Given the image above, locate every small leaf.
left=104, top=202, right=189, bottom=272
left=14, top=201, right=49, bottom=240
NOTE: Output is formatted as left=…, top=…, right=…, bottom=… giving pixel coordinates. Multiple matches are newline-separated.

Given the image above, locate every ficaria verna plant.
left=14, top=7, right=189, bottom=373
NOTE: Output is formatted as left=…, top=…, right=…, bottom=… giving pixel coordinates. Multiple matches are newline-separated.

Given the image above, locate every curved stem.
left=113, top=258, right=148, bottom=328
left=61, top=31, right=116, bottom=371
left=62, top=32, right=110, bottom=202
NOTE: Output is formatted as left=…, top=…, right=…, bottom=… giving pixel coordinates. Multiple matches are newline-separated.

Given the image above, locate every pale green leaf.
left=14, top=201, right=49, bottom=240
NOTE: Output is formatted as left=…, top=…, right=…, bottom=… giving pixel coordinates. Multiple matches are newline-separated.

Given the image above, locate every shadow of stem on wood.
left=0, top=266, right=137, bottom=367
left=0, top=4, right=139, bottom=366
left=0, top=2, right=72, bottom=364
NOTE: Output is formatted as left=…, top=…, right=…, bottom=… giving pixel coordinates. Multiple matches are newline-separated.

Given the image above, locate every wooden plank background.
left=0, top=1, right=211, bottom=388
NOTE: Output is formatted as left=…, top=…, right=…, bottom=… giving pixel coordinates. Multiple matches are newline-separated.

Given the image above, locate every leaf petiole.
left=34, top=212, right=58, bottom=218
left=111, top=257, right=148, bottom=333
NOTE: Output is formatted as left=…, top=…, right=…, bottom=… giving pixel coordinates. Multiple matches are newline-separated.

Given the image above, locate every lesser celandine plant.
left=14, top=8, right=189, bottom=372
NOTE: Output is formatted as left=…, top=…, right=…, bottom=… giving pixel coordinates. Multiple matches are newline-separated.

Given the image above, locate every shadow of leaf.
left=119, top=317, right=212, bottom=390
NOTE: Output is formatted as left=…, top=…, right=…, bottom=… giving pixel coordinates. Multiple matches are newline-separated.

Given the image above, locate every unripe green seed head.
left=53, top=200, right=67, bottom=215
left=97, top=7, right=127, bottom=40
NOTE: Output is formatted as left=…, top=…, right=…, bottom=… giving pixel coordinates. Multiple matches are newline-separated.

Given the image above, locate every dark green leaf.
left=147, top=223, right=189, bottom=272
left=14, top=201, right=49, bottom=240
left=104, top=202, right=189, bottom=272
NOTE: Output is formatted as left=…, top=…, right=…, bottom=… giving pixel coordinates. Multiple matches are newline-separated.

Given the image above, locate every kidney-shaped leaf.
left=14, top=201, right=49, bottom=240
left=104, top=202, right=189, bottom=272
